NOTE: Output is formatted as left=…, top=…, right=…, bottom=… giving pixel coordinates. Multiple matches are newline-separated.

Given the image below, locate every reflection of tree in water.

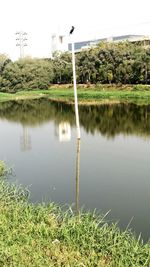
left=79, top=104, right=150, bottom=138
left=0, top=99, right=149, bottom=138
left=0, top=99, right=75, bottom=126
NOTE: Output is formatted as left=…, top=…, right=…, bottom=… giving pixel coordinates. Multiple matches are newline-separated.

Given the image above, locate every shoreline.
left=0, top=161, right=150, bottom=266
left=0, top=85, right=150, bottom=105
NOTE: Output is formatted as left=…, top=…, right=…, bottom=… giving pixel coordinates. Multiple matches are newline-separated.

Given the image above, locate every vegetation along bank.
left=0, top=42, right=150, bottom=94
left=0, top=41, right=150, bottom=104
left=0, top=161, right=150, bottom=266
left=1, top=86, right=150, bottom=105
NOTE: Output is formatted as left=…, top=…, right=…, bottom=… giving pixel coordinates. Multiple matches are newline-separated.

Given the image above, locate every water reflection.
left=20, top=126, right=31, bottom=151
left=58, top=122, right=71, bottom=142
left=57, top=121, right=80, bottom=213
left=0, top=99, right=150, bottom=241
left=75, top=139, right=80, bottom=214
left=0, top=99, right=149, bottom=138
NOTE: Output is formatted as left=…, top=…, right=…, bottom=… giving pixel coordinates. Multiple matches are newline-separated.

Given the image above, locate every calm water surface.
left=0, top=99, right=150, bottom=241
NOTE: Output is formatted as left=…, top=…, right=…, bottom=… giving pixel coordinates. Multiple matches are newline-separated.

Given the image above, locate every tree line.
left=53, top=42, right=150, bottom=85
left=0, top=42, right=150, bottom=92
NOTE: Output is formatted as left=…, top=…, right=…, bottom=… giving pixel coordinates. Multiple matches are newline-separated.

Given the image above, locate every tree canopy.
left=0, top=42, right=150, bottom=93
left=51, top=42, right=150, bottom=85
left=0, top=57, right=54, bottom=92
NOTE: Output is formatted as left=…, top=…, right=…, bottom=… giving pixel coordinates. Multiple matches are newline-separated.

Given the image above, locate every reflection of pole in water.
left=76, top=139, right=81, bottom=213
left=20, top=126, right=31, bottom=151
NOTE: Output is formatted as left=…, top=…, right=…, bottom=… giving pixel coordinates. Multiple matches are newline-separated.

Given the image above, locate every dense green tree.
left=0, top=54, right=11, bottom=75
left=75, top=42, right=150, bottom=85
left=52, top=52, right=72, bottom=83
left=0, top=58, right=54, bottom=92
left=76, top=48, right=99, bottom=83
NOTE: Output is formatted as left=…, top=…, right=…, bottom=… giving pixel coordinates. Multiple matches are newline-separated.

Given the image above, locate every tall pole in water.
left=70, top=26, right=81, bottom=139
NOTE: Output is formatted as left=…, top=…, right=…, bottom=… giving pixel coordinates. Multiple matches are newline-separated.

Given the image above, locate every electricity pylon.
left=16, top=31, right=27, bottom=58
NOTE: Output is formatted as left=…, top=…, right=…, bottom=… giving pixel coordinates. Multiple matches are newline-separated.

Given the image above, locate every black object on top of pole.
left=69, top=26, right=75, bottom=35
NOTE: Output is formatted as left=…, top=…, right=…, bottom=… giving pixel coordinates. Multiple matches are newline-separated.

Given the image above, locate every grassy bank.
left=0, top=84, right=150, bottom=105
left=0, top=91, right=45, bottom=102
left=0, top=162, right=150, bottom=266
left=46, top=88, right=150, bottom=105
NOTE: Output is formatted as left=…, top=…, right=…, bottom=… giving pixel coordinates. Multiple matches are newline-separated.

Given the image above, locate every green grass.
left=0, top=161, right=150, bottom=266
left=47, top=89, right=150, bottom=100
left=0, top=91, right=45, bottom=102
left=0, top=92, right=14, bottom=102
left=0, top=86, right=150, bottom=105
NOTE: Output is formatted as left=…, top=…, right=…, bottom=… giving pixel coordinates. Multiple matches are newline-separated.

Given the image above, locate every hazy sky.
left=0, top=0, right=150, bottom=60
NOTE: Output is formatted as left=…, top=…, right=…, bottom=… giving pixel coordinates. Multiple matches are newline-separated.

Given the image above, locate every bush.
left=0, top=161, right=6, bottom=176
left=0, top=58, right=54, bottom=93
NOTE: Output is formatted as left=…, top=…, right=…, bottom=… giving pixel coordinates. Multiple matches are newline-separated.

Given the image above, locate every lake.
left=0, top=98, right=150, bottom=241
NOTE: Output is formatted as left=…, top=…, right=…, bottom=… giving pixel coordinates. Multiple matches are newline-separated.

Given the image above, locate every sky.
left=0, top=0, right=150, bottom=60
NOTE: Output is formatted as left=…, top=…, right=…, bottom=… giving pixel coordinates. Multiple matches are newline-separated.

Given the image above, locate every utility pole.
left=69, top=26, right=81, bottom=140
left=16, top=31, right=27, bottom=58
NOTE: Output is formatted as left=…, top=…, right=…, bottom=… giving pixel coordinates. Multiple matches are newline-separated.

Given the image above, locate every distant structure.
left=54, top=122, right=71, bottom=142
left=58, top=122, right=71, bottom=142
left=51, top=32, right=68, bottom=56
left=130, top=35, right=150, bottom=48
left=68, top=34, right=150, bottom=52
left=51, top=33, right=150, bottom=56
left=16, top=31, right=28, bottom=58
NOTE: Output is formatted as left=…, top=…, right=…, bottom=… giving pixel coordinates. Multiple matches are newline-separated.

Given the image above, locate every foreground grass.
left=0, top=85, right=150, bottom=105
left=0, top=162, right=150, bottom=266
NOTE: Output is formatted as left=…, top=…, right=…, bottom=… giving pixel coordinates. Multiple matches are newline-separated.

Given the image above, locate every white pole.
left=71, top=39, right=81, bottom=139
